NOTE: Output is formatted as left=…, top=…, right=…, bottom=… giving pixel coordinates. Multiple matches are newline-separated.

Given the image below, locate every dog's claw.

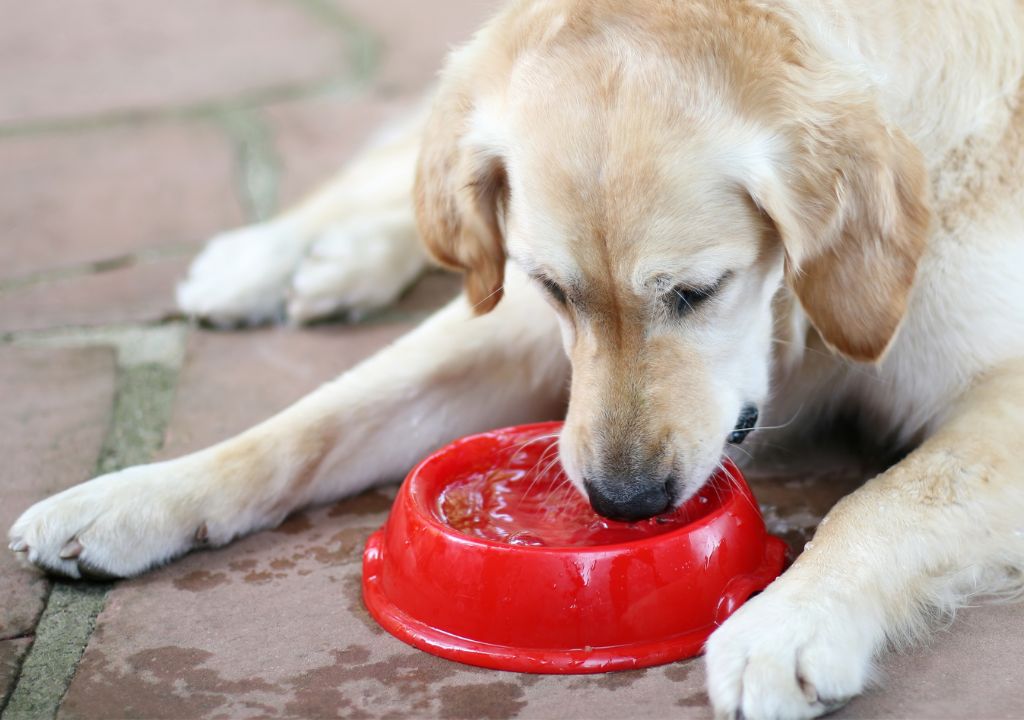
left=59, top=539, right=83, bottom=559
left=194, top=522, right=209, bottom=544
left=9, top=539, right=27, bottom=553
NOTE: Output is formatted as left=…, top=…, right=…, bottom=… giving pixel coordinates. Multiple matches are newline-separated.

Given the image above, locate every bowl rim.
left=405, top=420, right=755, bottom=555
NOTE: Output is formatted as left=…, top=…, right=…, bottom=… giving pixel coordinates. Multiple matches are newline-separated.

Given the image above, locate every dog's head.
left=416, top=1, right=930, bottom=520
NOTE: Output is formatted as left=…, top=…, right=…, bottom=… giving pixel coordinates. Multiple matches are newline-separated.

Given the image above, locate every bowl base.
left=362, top=530, right=788, bottom=674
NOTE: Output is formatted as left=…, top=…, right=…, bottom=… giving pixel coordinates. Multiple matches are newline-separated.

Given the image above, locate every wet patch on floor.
left=172, top=570, right=230, bottom=593
left=438, top=681, right=527, bottom=719
left=328, top=490, right=394, bottom=518
left=664, top=662, right=695, bottom=684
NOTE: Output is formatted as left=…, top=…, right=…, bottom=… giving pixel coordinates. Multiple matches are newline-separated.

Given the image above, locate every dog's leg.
left=176, top=105, right=430, bottom=326
left=9, top=269, right=568, bottom=578
left=706, top=358, right=1024, bottom=720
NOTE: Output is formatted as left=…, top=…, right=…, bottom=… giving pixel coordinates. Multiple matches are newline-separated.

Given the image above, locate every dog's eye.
left=538, top=276, right=568, bottom=306
left=669, top=278, right=723, bottom=317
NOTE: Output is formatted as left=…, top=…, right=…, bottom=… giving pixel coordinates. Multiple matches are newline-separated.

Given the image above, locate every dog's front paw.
left=178, top=214, right=428, bottom=326
left=177, top=221, right=306, bottom=326
left=705, top=578, right=881, bottom=720
left=8, top=462, right=212, bottom=579
left=286, top=216, right=426, bottom=324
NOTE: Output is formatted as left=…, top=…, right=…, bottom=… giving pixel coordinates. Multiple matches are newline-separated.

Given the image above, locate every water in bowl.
left=435, top=464, right=723, bottom=548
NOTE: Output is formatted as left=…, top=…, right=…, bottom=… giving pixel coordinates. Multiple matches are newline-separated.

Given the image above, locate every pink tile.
left=0, top=638, right=32, bottom=704
left=838, top=604, right=1024, bottom=719
left=0, top=122, right=242, bottom=280
left=266, top=93, right=420, bottom=208
left=336, top=0, right=500, bottom=92
left=0, top=0, right=347, bottom=125
left=0, top=347, right=116, bottom=639
left=0, top=256, right=191, bottom=333
left=157, top=323, right=414, bottom=459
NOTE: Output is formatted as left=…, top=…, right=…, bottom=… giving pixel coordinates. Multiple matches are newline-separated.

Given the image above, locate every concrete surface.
left=1, top=1, right=1022, bottom=718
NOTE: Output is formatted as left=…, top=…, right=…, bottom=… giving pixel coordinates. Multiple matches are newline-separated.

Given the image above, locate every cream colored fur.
left=10, top=2, right=1024, bottom=719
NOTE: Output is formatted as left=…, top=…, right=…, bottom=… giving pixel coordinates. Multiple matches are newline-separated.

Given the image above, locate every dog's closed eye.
left=537, top=275, right=569, bottom=307
left=668, top=274, right=729, bottom=317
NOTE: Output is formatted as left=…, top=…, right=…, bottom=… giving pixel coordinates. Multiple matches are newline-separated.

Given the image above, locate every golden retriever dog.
left=10, top=0, right=1024, bottom=717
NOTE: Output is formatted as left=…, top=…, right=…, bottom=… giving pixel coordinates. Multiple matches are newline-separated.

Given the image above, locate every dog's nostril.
left=729, top=403, right=759, bottom=444
left=663, top=476, right=676, bottom=502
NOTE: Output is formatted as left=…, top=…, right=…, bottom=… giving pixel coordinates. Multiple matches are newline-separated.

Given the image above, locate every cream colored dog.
left=10, top=1, right=1024, bottom=717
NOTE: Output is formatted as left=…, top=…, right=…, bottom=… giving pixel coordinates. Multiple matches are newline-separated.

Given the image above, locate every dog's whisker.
left=524, top=440, right=559, bottom=473
left=521, top=444, right=562, bottom=501
left=540, top=474, right=576, bottom=506
left=510, top=432, right=561, bottom=457
left=470, top=284, right=505, bottom=312
left=729, top=443, right=755, bottom=462
left=538, top=462, right=568, bottom=498
left=717, top=458, right=760, bottom=517
left=748, top=403, right=806, bottom=434
left=549, top=484, right=583, bottom=516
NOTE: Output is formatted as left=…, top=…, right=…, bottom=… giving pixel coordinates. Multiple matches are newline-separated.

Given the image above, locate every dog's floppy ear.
left=748, top=99, right=930, bottom=362
left=415, top=79, right=508, bottom=314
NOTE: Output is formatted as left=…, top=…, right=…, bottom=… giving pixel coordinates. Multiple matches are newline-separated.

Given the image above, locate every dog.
left=10, top=1, right=1024, bottom=717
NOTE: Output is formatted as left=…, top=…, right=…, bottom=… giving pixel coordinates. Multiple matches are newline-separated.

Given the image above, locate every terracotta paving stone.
left=0, top=122, right=243, bottom=281
left=0, top=256, right=190, bottom=334
left=0, top=0, right=348, bottom=126
left=157, top=322, right=415, bottom=459
left=57, top=501, right=712, bottom=719
left=59, top=321, right=416, bottom=718
left=390, top=269, right=461, bottom=317
left=153, top=275, right=457, bottom=460
left=336, top=0, right=500, bottom=92
left=0, top=346, right=116, bottom=640
left=838, top=603, right=1024, bottom=718
left=0, top=638, right=32, bottom=706
left=266, top=93, right=421, bottom=208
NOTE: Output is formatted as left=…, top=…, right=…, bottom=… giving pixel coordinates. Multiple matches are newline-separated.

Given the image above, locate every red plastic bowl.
left=362, top=421, right=786, bottom=673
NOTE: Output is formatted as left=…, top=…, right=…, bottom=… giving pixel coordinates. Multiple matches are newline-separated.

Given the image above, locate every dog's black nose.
left=584, top=477, right=673, bottom=521
left=729, top=403, right=759, bottom=444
